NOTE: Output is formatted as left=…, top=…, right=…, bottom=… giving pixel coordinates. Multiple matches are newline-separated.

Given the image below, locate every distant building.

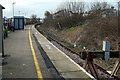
left=52, top=9, right=86, bottom=19
left=101, top=7, right=119, bottom=17
left=40, top=18, right=44, bottom=23
left=83, top=11, right=88, bottom=17
left=25, top=18, right=30, bottom=24
left=53, top=9, right=73, bottom=19
left=53, top=10, right=65, bottom=19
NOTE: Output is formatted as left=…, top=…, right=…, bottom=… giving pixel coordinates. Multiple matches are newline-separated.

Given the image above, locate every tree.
left=30, top=14, right=37, bottom=24
left=90, top=2, right=111, bottom=11
left=45, top=11, right=52, bottom=19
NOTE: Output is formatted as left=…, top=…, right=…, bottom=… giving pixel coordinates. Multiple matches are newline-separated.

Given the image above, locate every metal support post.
left=0, top=5, right=5, bottom=57
left=111, top=52, right=120, bottom=77
left=84, top=52, right=100, bottom=80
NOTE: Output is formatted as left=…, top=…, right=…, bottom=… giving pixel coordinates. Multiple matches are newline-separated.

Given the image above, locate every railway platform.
left=2, top=25, right=94, bottom=80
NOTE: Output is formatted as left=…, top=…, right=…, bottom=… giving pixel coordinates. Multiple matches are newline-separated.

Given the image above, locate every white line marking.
left=46, top=45, right=52, bottom=50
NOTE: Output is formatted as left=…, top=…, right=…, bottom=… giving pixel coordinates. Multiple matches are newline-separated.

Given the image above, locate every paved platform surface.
left=2, top=26, right=54, bottom=79
left=2, top=25, right=94, bottom=80
left=32, top=26, right=94, bottom=79
left=3, top=27, right=38, bottom=78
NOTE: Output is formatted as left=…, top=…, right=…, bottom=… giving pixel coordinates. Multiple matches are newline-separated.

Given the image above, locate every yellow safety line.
left=29, top=27, right=43, bottom=80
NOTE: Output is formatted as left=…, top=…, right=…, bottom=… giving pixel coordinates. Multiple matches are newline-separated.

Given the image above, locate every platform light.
left=12, top=2, right=16, bottom=17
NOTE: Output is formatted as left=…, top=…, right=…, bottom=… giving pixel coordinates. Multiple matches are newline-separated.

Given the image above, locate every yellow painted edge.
left=29, top=27, right=43, bottom=80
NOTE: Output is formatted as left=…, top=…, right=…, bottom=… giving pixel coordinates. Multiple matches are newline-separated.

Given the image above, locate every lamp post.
left=22, top=12, right=26, bottom=17
left=25, top=12, right=26, bottom=17
left=12, top=2, right=15, bottom=17
left=12, top=2, right=15, bottom=32
left=22, top=13, right=24, bottom=16
left=19, top=11, right=21, bottom=15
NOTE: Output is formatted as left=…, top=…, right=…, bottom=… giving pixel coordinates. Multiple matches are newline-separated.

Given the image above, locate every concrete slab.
left=52, top=60, right=81, bottom=73
left=32, top=26, right=94, bottom=79
left=3, top=27, right=37, bottom=78
left=47, top=51, right=68, bottom=61
left=2, top=25, right=54, bottom=79
left=61, top=71, right=91, bottom=79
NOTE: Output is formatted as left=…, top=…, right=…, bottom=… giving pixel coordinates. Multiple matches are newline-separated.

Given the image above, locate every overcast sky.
left=0, top=0, right=119, bottom=18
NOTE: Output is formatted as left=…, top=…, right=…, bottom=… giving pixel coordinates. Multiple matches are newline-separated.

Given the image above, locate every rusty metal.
left=88, top=61, right=100, bottom=80
left=84, top=52, right=100, bottom=80
left=95, top=63, right=120, bottom=80
left=84, top=58, right=88, bottom=71
left=94, top=63, right=109, bottom=74
left=81, top=51, right=120, bottom=79
left=79, top=51, right=119, bottom=59
left=111, top=52, right=120, bottom=77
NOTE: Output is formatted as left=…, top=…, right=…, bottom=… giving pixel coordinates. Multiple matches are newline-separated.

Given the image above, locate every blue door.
left=14, top=18, right=24, bottom=30
left=14, top=19, right=18, bottom=29
left=19, top=19, right=24, bottom=29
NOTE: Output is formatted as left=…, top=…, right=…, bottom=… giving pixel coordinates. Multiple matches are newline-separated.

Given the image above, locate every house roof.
left=14, top=16, right=24, bottom=19
left=0, top=4, right=5, bottom=9
left=53, top=10, right=65, bottom=15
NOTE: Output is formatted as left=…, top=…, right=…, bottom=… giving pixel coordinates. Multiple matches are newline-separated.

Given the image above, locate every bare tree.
left=45, top=11, right=52, bottom=19
left=90, top=2, right=111, bottom=11
left=30, top=14, right=37, bottom=24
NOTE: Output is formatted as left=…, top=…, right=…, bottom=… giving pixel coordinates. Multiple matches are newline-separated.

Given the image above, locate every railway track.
left=37, top=28, right=120, bottom=80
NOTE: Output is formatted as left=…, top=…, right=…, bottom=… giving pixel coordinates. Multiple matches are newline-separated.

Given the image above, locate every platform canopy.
left=0, top=4, right=5, bottom=9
